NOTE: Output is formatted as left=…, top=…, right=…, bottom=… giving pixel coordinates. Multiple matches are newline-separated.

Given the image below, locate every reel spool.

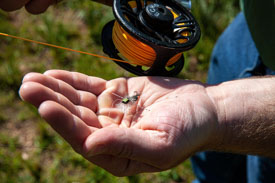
left=101, top=0, right=201, bottom=76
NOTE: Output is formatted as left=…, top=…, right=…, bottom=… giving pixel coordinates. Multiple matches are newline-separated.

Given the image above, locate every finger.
left=83, top=127, right=170, bottom=167
left=38, top=100, right=95, bottom=153
left=87, top=155, right=161, bottom=176
left=0, top=0, right=30, bottom=11
left=98, top=108, right=124, bottom=126
left=78, top=106, right=102, bottom=127
left=22, top=72, right=98, bottom=111
left=19, top=81, right=101, bottom=127
left=25, top=0, right=54, bottom=14
left=44, top=70, right=106, bottom=96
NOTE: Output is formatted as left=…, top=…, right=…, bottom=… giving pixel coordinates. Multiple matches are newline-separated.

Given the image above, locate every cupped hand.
left=19, top=70, right=218, bottom=176
left=0, top=0, right=58, bottom=14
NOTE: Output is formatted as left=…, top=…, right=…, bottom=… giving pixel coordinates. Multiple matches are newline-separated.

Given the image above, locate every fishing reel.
left=101, top=0, right=200, bottom=76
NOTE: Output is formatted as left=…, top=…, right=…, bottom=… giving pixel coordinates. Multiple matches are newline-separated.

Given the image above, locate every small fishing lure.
left=109, top=91, right=143, bottom=118
left=121, top=91, right=140, bottom=104
left=112, top=91, right=140, bottom=104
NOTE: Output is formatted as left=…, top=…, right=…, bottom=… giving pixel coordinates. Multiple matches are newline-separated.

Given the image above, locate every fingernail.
left=18, top=87, right=24, bottom=101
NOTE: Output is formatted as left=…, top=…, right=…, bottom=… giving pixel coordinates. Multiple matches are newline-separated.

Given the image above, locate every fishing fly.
left=112, top=91, right=140, bottom=105
left=121, top=91, right=140, bottom=104
left=108, top=91, right=141, bottom=118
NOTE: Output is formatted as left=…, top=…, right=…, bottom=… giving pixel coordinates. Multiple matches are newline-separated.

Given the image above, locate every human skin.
left=19, top=70, right=275, bottom=176
left=3, top=0, right=275, bottom=176
left=0, top=0, right=112, bottom=14
left=0, top=0, right=57, bottom=14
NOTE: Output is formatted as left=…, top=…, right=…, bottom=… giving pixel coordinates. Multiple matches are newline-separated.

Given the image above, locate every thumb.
left=83, top=126, right=169, bottom=165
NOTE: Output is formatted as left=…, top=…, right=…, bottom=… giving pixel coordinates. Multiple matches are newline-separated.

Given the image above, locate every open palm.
left=19, top=70, right=217, bottom=176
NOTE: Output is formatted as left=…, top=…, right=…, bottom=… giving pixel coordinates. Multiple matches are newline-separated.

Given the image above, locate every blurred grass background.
left=0, top=0, right=239, bottom=182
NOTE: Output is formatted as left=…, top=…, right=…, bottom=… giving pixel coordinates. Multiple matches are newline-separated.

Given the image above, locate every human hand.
left=0, top=0, right=58, bottom=14
left=0, top=0, right=113, bottom=14
left=19, top=70, right=218, bottom=176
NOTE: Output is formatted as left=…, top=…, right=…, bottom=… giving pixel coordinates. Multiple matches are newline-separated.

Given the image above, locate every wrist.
left=206, top=79, right=255, bottom=151
left=205, top=84, right=227, bottom=150
left=205, top=77, right=275, bottom=156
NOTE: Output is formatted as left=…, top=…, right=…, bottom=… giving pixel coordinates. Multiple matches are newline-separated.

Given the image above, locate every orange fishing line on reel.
left=111, top=0, right=186, bottom=67
left=0, top=26, right=181, bottom=68
left=112, top=21, right=182, bottom=67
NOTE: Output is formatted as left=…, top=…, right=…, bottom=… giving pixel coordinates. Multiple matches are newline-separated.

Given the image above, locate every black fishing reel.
left=101, top=0, right=201, bottom=76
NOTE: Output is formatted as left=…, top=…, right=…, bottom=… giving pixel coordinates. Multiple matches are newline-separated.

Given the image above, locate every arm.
left=207, top=76, right=275, bottom=158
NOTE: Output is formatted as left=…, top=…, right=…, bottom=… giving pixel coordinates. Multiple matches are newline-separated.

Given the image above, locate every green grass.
left=0, top=0, right=239, bottom=182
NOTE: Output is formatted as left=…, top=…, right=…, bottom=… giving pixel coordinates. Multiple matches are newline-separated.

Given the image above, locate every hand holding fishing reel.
left=102, top=0, right=200, bottom=76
